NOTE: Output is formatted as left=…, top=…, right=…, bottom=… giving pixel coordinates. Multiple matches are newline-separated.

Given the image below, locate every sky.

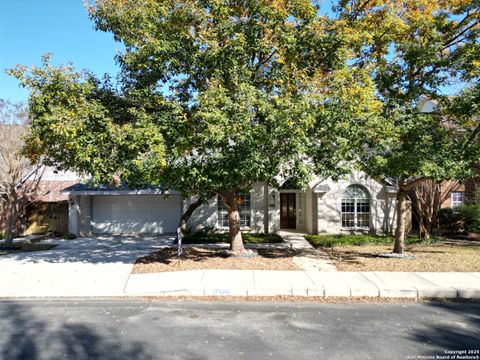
left=0, top=0, right=122, bottom=104
left=0, top=0, right=466, bottom=104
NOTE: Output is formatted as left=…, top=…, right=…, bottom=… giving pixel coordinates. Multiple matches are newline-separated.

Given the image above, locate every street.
left=0, top=299, right=478, bottom=360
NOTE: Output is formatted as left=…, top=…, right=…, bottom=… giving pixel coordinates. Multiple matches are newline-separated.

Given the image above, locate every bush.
left=63, top=233, right=77, bottom=240
left=305, top=234, right=431, bottom=248
left=182, top=232, right=282, bottom=244
left=0, top=232, right=4, bottom=240
left=437, top=208, right=463, bottom=234
left=457, top=204, right=480, bottom=233
left=305, top=234, right=392, bottom=248
left=438, top=205, right=480, bottom=234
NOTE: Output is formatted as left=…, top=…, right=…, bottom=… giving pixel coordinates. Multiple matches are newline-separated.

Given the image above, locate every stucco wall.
left=68, top=195, right=92, bottom=236
left=185, top=197, right=217, bottom=232
left=312, top=170, right=397, bottom=235
left=186, top=183, right=270, bottom=233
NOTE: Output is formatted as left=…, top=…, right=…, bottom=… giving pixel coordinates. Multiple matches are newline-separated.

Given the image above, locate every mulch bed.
left=133, top=247, right=300, bottom=273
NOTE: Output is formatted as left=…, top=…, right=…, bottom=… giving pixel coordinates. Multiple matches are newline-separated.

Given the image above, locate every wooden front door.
left=280, top=193, right=296, bottom=229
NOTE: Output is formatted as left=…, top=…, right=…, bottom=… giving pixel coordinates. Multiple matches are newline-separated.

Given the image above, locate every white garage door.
left=91, top=195, right=182, bottom=234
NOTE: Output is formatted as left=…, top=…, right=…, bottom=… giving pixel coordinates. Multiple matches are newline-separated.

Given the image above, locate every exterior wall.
left=186, top=183, right=272, bottom=233
left=38, top=169, right=80, bottom=202
left=268, top=186, right=280, bottom=233
left=312, top=170, right=397, bottom=235
left=185, top=197, right=217, bottom=232
left=465, top=164, right=480, bottom=204
left=68, top=195, right=92, bottom=236
left=439, top=181, right=464, bottom=209
left=37, top=181, right=78, bottom=202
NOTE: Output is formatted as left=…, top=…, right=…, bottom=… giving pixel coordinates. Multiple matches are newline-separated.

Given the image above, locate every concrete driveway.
left=0, top=235, right=174, bottom=297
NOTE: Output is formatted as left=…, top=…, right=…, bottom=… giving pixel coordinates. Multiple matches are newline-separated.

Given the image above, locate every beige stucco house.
left=65, top=169, right=399, bottom=236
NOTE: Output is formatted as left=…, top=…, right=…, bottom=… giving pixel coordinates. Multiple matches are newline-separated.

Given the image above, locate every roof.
left=62, top=183, right=180, bottom=196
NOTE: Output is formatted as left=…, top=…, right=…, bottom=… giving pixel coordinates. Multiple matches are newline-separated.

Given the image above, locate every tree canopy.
left=9, top=0, right=479, bottom=254
left=11, top=0, right=381, bottom=252
left=335, top=0, right=480, bottom=252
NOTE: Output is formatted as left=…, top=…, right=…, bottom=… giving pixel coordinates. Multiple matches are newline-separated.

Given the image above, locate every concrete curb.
left=123, top=270, right=480, bottom=299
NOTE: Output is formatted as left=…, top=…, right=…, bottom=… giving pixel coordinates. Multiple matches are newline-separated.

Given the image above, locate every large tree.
left=0, top=100, right=43, bottom=245
left=12, top=1, right=380, bottom=253
left=336, top=0, right=480, bottom=253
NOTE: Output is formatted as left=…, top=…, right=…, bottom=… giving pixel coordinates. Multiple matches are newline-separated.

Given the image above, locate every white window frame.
left=451, top=191, right=464, bottom=208
left=217, top=193, right=251, bottom=228
left=341, top=185, right=370, bottom=230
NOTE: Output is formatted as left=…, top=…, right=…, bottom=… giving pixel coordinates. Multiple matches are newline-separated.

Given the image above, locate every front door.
left=280, top=193, right=296, bottom=229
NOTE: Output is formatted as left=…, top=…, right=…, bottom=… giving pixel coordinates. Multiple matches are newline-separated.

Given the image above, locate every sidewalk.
left=124, top=270, right=480, bottom=298
left=0, top=263, right=479, bottom=299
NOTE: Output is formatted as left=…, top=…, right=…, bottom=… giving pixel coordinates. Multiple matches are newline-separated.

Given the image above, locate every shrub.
left=457, top=204, right=480, bottom=233
left=63, top=233, right=77, bottom=240
left=438, top=205, right=480, bottom=234
left=0, top=232, right=4, bottom=240
left=305, top=234, right=393, bottom=248
left=305, top=234, right=432, bottom=248
left=437, top=208, right=463, bottom=234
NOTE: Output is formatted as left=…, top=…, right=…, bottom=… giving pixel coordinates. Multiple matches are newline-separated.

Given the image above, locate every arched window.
left=341, top=185, right=370, bottom=229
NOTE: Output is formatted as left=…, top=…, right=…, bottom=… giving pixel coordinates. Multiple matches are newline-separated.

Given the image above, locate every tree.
left=0, top=100, right=43, bottom=245
left=411, top=179, right=459, bottom=240
left=12, top=1, right=381, bottom=253
left=336, top=0, right=480, bottom=253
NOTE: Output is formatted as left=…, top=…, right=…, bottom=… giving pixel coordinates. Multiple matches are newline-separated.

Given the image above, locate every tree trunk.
left=4, top=196, right=18, bottom=246
left=419, top=220, right=430, bottom=240
left=224, top=192, right=245, bottom=254
left=393, top=188, right=407, bottom=254
left=178, top=199, right=204, bottom=234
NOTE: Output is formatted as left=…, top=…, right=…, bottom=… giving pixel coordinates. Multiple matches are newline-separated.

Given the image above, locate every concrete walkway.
left=279, top=231, right=338, bottom=271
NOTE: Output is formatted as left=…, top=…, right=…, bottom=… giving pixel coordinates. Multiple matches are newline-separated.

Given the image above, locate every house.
left=63, top=169, right=399, bottom=236
left=419, top=99, right=480, bottom=210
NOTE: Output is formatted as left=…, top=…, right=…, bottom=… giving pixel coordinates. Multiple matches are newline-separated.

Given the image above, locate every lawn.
left=182, top=232, right=283, bottom=244
left=0, top=241, right=56, bottom=256
left=305, top=234, right=480, bottom=272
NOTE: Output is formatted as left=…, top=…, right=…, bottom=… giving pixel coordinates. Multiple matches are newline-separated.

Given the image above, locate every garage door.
left=91, top=195, right=182, bottom=234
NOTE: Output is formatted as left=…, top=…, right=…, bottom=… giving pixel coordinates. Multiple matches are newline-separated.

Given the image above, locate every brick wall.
left=36, top=181, right=78, bottom=202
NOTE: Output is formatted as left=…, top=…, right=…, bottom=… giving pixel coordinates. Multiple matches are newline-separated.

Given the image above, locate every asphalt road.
left=0, top=299, right=478, bottom=360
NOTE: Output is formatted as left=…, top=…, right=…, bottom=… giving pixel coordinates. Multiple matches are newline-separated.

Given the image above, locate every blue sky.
left=0, top=0, right=121, bottom=103
left=0, top=0, right=466, bottom=104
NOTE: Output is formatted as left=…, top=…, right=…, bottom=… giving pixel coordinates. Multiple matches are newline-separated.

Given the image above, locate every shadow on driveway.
left=0, top=235, right=175, bottom=265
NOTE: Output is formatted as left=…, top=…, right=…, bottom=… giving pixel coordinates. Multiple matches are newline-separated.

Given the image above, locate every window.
left=217, top=193, right=251, bottom=228
left=451, top=191, right=464, bottom=208
left=341, top=185, right=370, bottom=229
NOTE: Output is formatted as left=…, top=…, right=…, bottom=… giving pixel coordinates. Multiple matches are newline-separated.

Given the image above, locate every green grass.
left=0, top=241, right=56, bottom=256
left=305, top=234, right=436, bottom=248
left=182, top=232, right=283, bottom=244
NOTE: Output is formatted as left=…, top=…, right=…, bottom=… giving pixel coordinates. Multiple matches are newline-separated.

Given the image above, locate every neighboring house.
left=25, top=169, right=79, bottom=235
left=440, top=165, right=480, bottom=209
left=63, top=169, right=400, bottom=236
left=419, top=99, right=480, bottom=209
